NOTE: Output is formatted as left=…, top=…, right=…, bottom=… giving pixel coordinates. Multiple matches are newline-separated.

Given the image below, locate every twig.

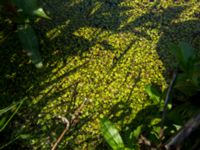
left=139, top=135, right=152, bottom=146
left=160, top=70, right=177, bottom=138
left=51, top=118, right=69, bottom=150
left=71, top=98, right=88, bottom=122
left=51, top=98, right=89, bottom=150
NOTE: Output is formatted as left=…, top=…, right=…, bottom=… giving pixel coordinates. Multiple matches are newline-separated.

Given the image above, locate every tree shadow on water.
left=38, top=0, right=200, bottom=74
left=41, top=2, right=200, bottom=149
left=120, top=4, right=200, bottom=74
left=0, top=0, right=200, bottom=149
left=36, top=0, right=130, bottom=60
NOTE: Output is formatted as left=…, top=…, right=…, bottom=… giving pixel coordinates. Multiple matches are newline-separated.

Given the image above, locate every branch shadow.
left=0, top=0, right=200, bottom=149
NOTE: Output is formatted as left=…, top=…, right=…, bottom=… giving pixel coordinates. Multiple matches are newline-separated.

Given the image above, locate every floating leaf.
left=100, top=118, right=125, bottom=150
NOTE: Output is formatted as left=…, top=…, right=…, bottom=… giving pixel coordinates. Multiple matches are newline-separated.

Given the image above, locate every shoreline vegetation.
left=0, top=0, right=199, bottom=149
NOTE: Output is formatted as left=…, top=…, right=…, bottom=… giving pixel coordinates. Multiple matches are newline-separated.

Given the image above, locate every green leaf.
left=148, top=133, right=159, bottom=144
left=179, top=42, right=194, bottom=64
left=129, top=125, right=142, bottom=142
left=132, top=125, right=142, bottom=139
left=167, top=108, right=184, bottom=125
left=124, top=148, right=132, bottom=150
left=168, top=102, right=200, bottom=125
left=33, top=8, right=51, bottom=20
left=0, top=117, right=7, bottom=128
left=0, top=103, right=18, bottom=116
left=17, top=24, right=43, bottom=68
left=11, top=0, right=38, bottom=17
left=100, top=118, right=125, bottom=150
left=174, top=73, right=197, bottom=96
left=20, top=134, right=31, bottom=139
left=169, top=43, right=183, bottom=68
left=150, top=118, right=161, bottom=126
left=0, top=99, right=25, bottom=132
left=145, top=85, right=161, bottom=104
left=169, top=42, right=194, bottom=71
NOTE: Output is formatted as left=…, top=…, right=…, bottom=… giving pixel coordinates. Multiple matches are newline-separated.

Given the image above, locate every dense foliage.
left=0, top=0, right=199, bottom=149
left=0, top=0, right=50, bottom=68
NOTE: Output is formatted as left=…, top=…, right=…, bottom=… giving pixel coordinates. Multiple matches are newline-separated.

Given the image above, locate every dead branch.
left=51, top=118, right=69, bottom=150
left=51, top=98, right=89, bottom=150
left=165, top=113, right=200, bottom=150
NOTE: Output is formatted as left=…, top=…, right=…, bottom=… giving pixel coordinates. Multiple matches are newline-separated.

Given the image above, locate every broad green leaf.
left=17, top=24, right=43, bottom=68
left=179, top=42, right=194, bottom=64
left=11, top=0, right=37, bottom=17
left=145, top=85, right=161, bottom=104
left=100, top=118, right=125, bottom=150
left=33, top=8, right=51, bottom=20
left=169, top=42, right=194, bottom=71
left=11, top=0, right=50, bottom=20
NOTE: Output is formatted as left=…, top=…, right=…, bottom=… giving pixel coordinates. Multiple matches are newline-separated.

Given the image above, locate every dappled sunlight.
left=0, top=0, right=199, bottom=149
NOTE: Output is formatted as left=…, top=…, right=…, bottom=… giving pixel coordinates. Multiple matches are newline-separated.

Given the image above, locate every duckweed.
left=1, top=0, right=200, bottom=149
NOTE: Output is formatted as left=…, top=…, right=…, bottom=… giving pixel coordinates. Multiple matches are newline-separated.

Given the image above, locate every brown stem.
left=51, top=98, right=89, bottom=149
left=160, top=70, right=177, bottom=138
left=51, top=121, right=69, bottom=150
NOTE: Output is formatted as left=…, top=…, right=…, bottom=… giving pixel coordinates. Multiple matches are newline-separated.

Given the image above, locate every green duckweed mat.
left=0, top=0, right=200, bottom=149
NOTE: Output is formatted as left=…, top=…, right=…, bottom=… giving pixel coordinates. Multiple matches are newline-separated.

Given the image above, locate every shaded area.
left=0, top=0, right=200, bottom=149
